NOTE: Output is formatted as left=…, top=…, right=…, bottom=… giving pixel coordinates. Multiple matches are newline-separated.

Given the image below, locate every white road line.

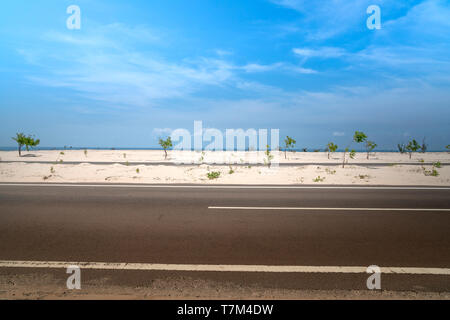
left=208, top=206, right=450, bottom=212
left=0, top=183, right=450, bottom=190
left=0, top=260, right=449, bottom=275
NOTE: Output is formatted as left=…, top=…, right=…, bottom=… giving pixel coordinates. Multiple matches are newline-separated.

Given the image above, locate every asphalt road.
left=0, top=184, right=449, bottom=296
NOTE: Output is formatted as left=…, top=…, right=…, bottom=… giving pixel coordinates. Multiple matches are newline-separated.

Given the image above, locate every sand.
left=1, top=149, right=449, bottom=164
left=0, top=150, right=449, bottom=185
left=1, top=271, right=448, bottom=300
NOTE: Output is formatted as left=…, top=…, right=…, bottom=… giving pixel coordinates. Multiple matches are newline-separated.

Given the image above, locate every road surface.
left=0, top=183, right=449, bottom=298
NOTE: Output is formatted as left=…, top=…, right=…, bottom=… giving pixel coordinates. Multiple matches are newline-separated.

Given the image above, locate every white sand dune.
left=0, top=150, right=449, bottom=185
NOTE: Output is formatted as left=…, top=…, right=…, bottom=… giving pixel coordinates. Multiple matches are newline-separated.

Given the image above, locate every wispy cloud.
left=270, top=0, right=371, bottom=40
left=20, top=25, right=241, bottom=108
left=153, top=128, right=173, bottom=136
left=241, top=62, right=283, bottom=73
left=293, top=47, right=346, bottom=59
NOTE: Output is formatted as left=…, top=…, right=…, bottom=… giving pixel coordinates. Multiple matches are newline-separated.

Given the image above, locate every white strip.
left=0, top=260, right=448, bottom=275
left=208, top=206, right=450, bottom=212
left=0, top=183, right=449, bottom=190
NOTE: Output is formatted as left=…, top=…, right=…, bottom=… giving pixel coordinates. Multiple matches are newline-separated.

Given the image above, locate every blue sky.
left=0, top=0, right=449, bottom=149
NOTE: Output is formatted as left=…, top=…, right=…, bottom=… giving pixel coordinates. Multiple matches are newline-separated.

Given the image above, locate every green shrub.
left=264, top=145, right=274, bottom=168
left=284, top=136, right=296, bottom=159
left=406, top=139, right=420, bottom=159
left=313, top=176, right=325, bottom=182
left=12, top=132, right=40, bottom=157
left=433, top=161, right=442, bottom=168
left=207, top=171, right=221, bottom=180
left=158, top=137, right=173, bottom=160
left=365, top=141, right=377, bottom=160
left=342, top=148, right=356, bottom=168
left=424, top=168, right=439, bottom=177
left=326, top=142, right=338, bottom=159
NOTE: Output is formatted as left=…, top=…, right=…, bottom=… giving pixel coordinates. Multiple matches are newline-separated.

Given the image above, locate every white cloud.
left=22, top=27, right=240, bottom=108
left=291, top=67, right=318, bottom=74
left=153, top=128, right=173, bottom=136
left=270, top=0, right=371, bottom=40
left=241, top=63, right=283, bottom=73
left=270, top=0, right=306, bottom=12
left=293, top=47, right=346, bottom=59
left=333, top=132, right=345, bottom=137
left=215, top=49, right=233, bottom=56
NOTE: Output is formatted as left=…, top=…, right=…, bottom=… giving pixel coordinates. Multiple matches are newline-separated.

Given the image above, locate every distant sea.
left=0, top=147, right=446, bottom=152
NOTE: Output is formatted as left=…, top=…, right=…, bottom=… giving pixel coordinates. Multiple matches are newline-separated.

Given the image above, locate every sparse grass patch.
left=60, top=152, right=65, bottom=155
left=424, top=168, right=439, bottom=177
left=199, top=151, right=205, bottom=163
left=356, top=174, right=370, bottom=180
left=228, top=166, right=235, bottom=174
left=421, top=162, right=440, bottom=177
left=136, top=168, right=140, bottom=174
left=325, top=168, right=336, bottom=175
left=207, top=171, right=220, bottom=180
left=50, top=167, right=55, bottom=174
left=313, top=176, right=326, bottom=182
left=296, top=177, right=304, bottom=183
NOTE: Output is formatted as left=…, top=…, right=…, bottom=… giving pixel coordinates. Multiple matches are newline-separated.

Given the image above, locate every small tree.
left=405, top=139, right=420, bottom=159
left=342, top=148, right=356, bottom=168
left=326, top=142, right=338, bottom=159
left=158, top=137, right=173, bottom=160
left=284, top=136, right=296, bottom=159
left=420, top=138, right=428, bottom=153
left=398, top=143, right=406, bottom=154
left=446, top=145, right=450, bottom=153
left=353, top=131, right=367, bottom=144
left=353, top=131, right=367, bottom=159
left=365, top=141, right=377, bottom=160
left=12, top=133, right=40, bottom=156
left=264, top=144, right=274, bottom=168
left=12, top=133, right=26, bottom=156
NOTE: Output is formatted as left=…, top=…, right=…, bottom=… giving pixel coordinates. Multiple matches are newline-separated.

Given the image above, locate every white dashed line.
left=208, top=206, right=450, bottom=212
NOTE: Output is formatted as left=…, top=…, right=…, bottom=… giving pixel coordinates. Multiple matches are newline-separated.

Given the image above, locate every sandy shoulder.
left=0, top=162, right=449, bottom=185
